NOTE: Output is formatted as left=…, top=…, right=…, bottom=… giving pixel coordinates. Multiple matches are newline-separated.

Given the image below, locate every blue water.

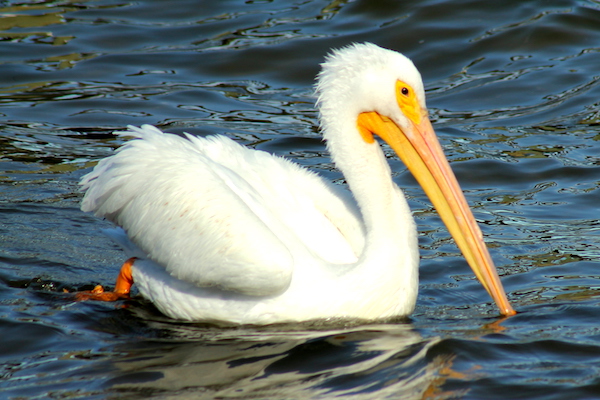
left=2, top=0, right=600, bottom=398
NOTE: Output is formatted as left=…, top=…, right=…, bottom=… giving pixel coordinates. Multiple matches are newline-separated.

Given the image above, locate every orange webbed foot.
left=73, top=257, right=136, bottom=302
left=74, top=284, right=129, bottom=301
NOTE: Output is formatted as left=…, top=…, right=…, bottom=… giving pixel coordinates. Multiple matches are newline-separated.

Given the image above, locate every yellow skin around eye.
left=357, top=80, right=423, bottom=144
left=395, top=80, right=422, bottom=126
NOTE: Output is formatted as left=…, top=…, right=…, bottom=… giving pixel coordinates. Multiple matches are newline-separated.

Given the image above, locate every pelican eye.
left=401, top=87, right=409, bottom=96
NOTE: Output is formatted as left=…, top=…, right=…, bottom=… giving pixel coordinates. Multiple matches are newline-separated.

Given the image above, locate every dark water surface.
left=2, top=0, right=600, bottom=398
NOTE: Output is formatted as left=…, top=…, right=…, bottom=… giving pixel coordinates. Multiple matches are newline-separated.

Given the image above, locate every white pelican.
left=78, top=42, right=515, bottom=324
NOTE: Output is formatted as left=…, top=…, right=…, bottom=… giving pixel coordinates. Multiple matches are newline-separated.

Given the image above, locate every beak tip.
left=501, top=306, right=517, bottom=317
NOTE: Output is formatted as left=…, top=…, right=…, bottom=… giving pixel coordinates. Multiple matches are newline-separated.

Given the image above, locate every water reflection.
left=102, top=322, right=445, bottom=399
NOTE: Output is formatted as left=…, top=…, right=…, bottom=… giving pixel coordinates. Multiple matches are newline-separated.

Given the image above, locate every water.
left=1, top=0, right=600, bottom=398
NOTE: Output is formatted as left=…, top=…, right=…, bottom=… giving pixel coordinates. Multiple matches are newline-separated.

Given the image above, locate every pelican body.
left=80, top=43, right=515, bottom=324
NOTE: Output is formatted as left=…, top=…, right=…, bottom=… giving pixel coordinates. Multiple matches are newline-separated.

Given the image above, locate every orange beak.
left=357, top=107, right=515, bottom=317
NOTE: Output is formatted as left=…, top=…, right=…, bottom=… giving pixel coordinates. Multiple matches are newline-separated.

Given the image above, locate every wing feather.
left=81, top=125, right=365, bottom=296
left=82, top=126, right=295, bottom=295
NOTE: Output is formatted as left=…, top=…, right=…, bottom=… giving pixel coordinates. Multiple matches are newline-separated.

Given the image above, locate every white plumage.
left=80, top=43, right=514, bottom=324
